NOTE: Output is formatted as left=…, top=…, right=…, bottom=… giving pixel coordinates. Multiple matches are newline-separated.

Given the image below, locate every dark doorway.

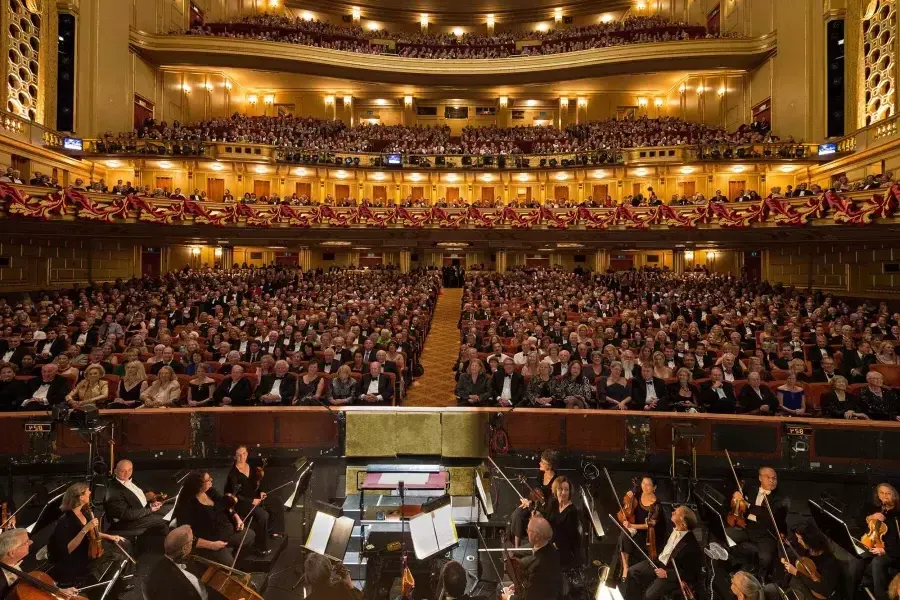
left=744, top=251, right=762, bottom=282
left=142, top=247, right=161, bottom=278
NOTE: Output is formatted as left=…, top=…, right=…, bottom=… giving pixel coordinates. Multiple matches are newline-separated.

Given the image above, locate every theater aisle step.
left=405, top=287, right=463, bottom=407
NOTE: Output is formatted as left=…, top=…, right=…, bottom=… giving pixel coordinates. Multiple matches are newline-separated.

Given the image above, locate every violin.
left=861, top=513, right=888, bottom=550
left=500, top=530, right=527, bottom=593
left=516, top=475, right=546, bottom=512
left=617, top=477, right=640, bottom=526
left=81, top=505, right=103, bottom=559
left=780, top=534, right=826, bottom=600
left=646, top=502, right=660, bottom=561
left=725, top=450, right=749, bottom=529
left=0, top=501, right=8, bottom=531
left=0, top=563, right=88, bottom=600
left=144, top=491, right=168, bottom=503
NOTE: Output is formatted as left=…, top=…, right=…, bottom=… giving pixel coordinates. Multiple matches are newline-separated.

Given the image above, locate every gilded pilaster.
left=845, top=0, right=862, bottom=131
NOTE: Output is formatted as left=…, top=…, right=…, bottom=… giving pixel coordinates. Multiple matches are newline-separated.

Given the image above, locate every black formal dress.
left=48, top=510, right=128, bottom=585
left=224, top=464, right=285, bottom=551
left=510, top=473, right=558, bottom=542
left=548, top=502, right=581, bottom=570
left=172, top=490, right=256, bottom=568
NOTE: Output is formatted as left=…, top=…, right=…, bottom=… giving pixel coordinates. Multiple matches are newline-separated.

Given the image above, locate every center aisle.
left=405, top=287, right=463, bottom=407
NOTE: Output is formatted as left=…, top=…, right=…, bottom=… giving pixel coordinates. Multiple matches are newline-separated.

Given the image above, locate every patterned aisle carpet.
left=405, top=287, right=463, bottom=407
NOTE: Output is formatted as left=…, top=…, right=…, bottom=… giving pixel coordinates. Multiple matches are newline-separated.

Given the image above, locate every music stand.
left=409, top=494, right=458, bottom=561
left=808, top=500, right=868, bottom=558
left=292, top=501, right=354, bottom=591
left=284, top=461, right=314, bottom=510
left=670, top=424, right=705, bottom=503
left=474, top=471, right=493, bottom=518
left=694, top=490, right=735, bottom=549
left=581, top=486, right=604, bottom=539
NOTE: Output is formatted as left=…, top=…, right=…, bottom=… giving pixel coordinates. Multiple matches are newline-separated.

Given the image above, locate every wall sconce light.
left=654, top=98, right=663, bottom=108
left=106, top=160, right=121, bottom=168
left=446, top=173, right=458, bottom=182
left=409, top=173, right=422, bottom=182
left=637, top=97, right=648, bottom=108
left=301, top=11, right=314, bottom=20
left=214, top=247, right=223, bottom=258
left=324, top=95, right=335, bottom=105
left=366, top=21, right=380, bottom=31
left=555, top=173, right=568, bottom=181
left=717, top=87, right=726, bottom=97
left=482, top=174, right=494, bottom=182
left=559, top=97, right=569, bottom=108
left=247, top=94, right=258, bottom=105
left=486, top=14, right=495, bottom=27
left=696, top=85, right=705, bottom=95
left=684, top=250, right=694, bottom=260
left=593, top=170, right=606, bottom=178
left=373, top=173, right=385, bottom=181
left=268, top=0, right=278, bottom=7
left=343, top=95, right=352, bottom=106
left=404, top=96, right=413, bottom=107
left=254, top=165, right=268, bottom=174
left=210, top=162, right=224, bottom=171
left=779, top=165, right=798, bottom=173
left=158, top=161, right=172, bottom=169
left=731, top=165, right=746, bottom=173
left=680, top=166, right=695, bottom=174
left=636, top=1, right=647, bottom=10
left=600, top=14, right=614, bottom=23
left=203, top=82, right=213, bottom=91
left=351, top=6, right=360, bottom=20
left=453, top=27, right=464, bottom=36
left=499, top=96, right=508, bottom=107
left=264, top=95, right=275, bottom=105
left=634, top=168, right=649, bottom=176
left=335, top=170, right=348, bottom=179
left=707, top=250, right=718, bottom=259
left=679, top=84, right=687, bottom=94
left=225, top=81, right=232, bottom=90
left=577, top=97, right=588, bottom=107
left=182, top=84, right=191, bottom=93
left=517, top=174, right=529, bottom=182
left=295, top=168, right=307, bottom=176
left=420, top=14, right=429, bottom=26
left=191, top=247, right=201, bottom=256
left=536, top=23, right=549, bottom=32
left=554, top=8, right=563, bottom=23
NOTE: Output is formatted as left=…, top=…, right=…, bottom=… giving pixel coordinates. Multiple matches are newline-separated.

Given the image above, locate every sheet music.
left=475, top=473, right=493, bottom=516
left=409, top=511, right=439, bottom=559
left=433, top=504, right=458, bottom=549
left=306, top=512, right=336, bottom=554
left=378, top=473, right=429, bottom=485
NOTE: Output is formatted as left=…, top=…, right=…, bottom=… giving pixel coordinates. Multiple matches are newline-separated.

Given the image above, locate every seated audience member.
left=811, top=357, right=839, bottom=383
left=701, top=367, right=737, bottom=413
left=631, top=364, right=669, bottom=411
left=668, top=367, right=701, bottom=412
left=254, top=360, right=296, bottom=405
left=776, top=372, right=808, bottom=416
left=110, top=361, right=148, bottom=408
left=319, top=348, right=342, bottom=374
left=214, top=365, right=253, bottom=406
left=54, top=354, right=80, bottom=380
left=492, top=358, right=525, bottom=407
left=844, top=341, right=875, bottom=383
left=139, top=366, right=181, bottom=408
left=359, top=361, right=394, bottom=406
left=526, top=361, right=558, bottom=408
left=598, top=361, right=632, bottom=410
left=455, top=358, right=491, bottom=407
left=737, top=371, right=777, bottom=415
left=22, top=363, right=69, bottom=409
left=66, top=364, right=108, bottom=408
left=187, top=363, right=217, bottom=407
left=860, top=371, right=900, bottom=421
left=296, top=361, right=326, bottom=405
left=555, top=360, right=595, bottom=408
left=328, top=365, right=358, bottom=406
left=820, top=375, right=868, bottom=420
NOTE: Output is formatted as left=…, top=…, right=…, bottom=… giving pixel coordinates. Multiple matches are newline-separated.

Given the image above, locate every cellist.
left=618, top=476, right=663, bottom=580
left=0, top=528, right=79, bottom=599
left=47, top=483, right=130, bottom=586
left=856, top=483, right=900, bottom=600
left=726, top=466, right=789, bottom=580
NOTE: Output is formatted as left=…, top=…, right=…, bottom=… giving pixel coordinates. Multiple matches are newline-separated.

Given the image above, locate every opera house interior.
left=4, top=0, right=900, bottom=598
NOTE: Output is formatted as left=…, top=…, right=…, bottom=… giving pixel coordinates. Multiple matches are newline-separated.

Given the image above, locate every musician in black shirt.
left=224, top=445, right=284, bottom=554
left=547, top=476, right=581, bottom=571
left=769, top=521, right=839, bottom=600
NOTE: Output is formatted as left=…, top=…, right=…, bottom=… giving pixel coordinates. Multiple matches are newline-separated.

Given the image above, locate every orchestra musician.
left=619, top=476, right=663, bottom=580
left=856, top=483, right=900, bottom=600
left=0, top=528, right=79, bottom=599
left=104, top=459, right=169, bottom=546
left=47, top=483, right=130, bottom=586
left=509, top=450, right=558, bottom=547
left=302, top=553, right=362, bottom=600
left=501, top=516, right=563, bottom=600
left=547, top=476, right=581, bottom=572
left=730, top=570, right=765, bottom=600
left=624, top=505, right=702, bottom=600
left=224, top=445, right=285, bottom=555
left=172, top=470, right=256, bottom=569
left=144, top=525, right=229, bottom=600
left=727, top=466, right=789, bottom=580
left=438, top=560, right=486, bottom=600
left=769, top=521, right=839, bottom=600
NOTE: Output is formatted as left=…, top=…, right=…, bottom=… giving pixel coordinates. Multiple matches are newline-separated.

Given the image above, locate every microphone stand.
left=309, top=395, right=345, bottom=456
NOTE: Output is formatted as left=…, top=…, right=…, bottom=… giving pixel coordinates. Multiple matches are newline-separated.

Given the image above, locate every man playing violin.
left=727, top=466, right=789, bottom=581
left=501, top=517, right=563, bottom=600
left=768, top=521, right=838, bottom=600
left=0, top=528, right=79, bottom=599
left=624, top=505, right=702, bottom=600
left=104, top=459, right=169, bottom=548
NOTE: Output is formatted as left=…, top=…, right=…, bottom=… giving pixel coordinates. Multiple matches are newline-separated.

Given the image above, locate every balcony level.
left=129, top=30, right=777, bottom=86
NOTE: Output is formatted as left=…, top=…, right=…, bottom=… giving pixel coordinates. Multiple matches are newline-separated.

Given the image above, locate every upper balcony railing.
left=74, top=138, right=827, bottom=170
left=0, top=109, right=65, bottom=151
left=129, top=29, right=777, bottom=85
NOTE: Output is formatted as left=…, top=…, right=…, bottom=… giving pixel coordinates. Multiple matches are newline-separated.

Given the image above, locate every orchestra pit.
left=3, top=0, right=900, bottom=599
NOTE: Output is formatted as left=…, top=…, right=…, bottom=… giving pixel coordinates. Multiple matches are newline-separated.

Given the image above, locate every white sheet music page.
left=306, top=512, right=335, bottom=554
left=409, top=511, right=439, bottom=560
left=433, top=504, right=458, bottom=549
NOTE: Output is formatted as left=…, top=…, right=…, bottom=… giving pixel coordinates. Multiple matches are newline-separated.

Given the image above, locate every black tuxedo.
left=35, top=338, right=66, bottom=360
left=103, top=478, right=169, bottom=539
left=213, top=377, right=253, bottom=406
left=737, top=384, right=778, bottom=414
left=150, top=360, right=184, bottom=375
left=808, top=346, right=831, bottom=369
left=551, top=362, right=572, bottom=378
left=242, top=350, right=263, bottom=363
left=144, top=556, right=228, bottom=600
left=22, top=375, right=69, bottom=408
left=625, top=530, right=703, bottom=600
left=254, top=374, right=297, bottom=405
left=842, top=351, right=874, bottom=382
left=700, top=381, right=737, bottom=413
left=261, top=341, right=280, bottom=356
left=0, top=346, right=28, bottom=367
left=491, top=371, right=525, bottom=406
left=510, top=543, right=563, bottom=600
left=630, top=377, right=669, bottom=410
left=810, top=369, right=838, bottom=384
left=358, top=374, right=393, bottom=406
left=333, top=348, right=353, bottom=364
left=71, top=329, right=98, bottom=351
left=318, top=359, right=343, bottom=374
left=727, top=486, right=789, bottom=575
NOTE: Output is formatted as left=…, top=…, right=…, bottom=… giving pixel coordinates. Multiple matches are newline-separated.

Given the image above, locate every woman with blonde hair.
left=139, top=365, right=181, bottom=408
left=187, top=363, right=216, bottom=407
left=66, top=365, right=108, bottom=408
left=455, top=358, right=491, bottom=406
left=651, top=351, right=673, bottom=380
left=110, top=361, right=147, bottom=408
left=329, top=365, right=358, bottom=406
left=877, top=341, right=900, bottom=365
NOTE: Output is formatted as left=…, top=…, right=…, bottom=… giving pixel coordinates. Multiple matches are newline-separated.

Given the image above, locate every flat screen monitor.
left=63, top=137, right=83, bottom=151
left=386, top=154, right=402, bottom=166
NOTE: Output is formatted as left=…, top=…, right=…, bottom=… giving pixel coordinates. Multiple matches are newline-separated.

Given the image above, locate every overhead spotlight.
left=539, top=159, right=547, bottom=167
left=549, top=158, right=558, bottom=167
left=345, top=157, right=354, bottom=165
left=353, top=157, right=360, bottom=166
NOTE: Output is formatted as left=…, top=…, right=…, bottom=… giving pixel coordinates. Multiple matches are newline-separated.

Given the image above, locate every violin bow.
left=724, top=450, right=746, bottom=500
left=607, top=514, right=654, bottom=564
left=0, top=493, right=36, bottom=529
left=230, top=515, right=254, bottom=573
left=487, top=457, right=526, bottom=503
left=762, top=496, right=793, bottom=566
left=240, top=478, right=296, bottom=522
left=603, top=468, right=627, bottom=517
left=671, top=558, right=691, bottom=600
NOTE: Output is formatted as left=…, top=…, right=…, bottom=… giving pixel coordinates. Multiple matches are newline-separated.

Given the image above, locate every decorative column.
left=399, top=249, right=411, bottom=273
left=496, top=250, right=507, bottom=273
left=673, top=249, right=685, bottom=275
left=594, top=249, right=609, bottom=273
left=298, top=247, right=312, bottom=271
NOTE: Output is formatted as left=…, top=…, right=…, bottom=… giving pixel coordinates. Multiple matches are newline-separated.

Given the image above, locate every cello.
left=725, top=450, right=749, bottom=529
left=0, top=562, right=88, bottom=600
left=189, top=555, right=263, bottom=600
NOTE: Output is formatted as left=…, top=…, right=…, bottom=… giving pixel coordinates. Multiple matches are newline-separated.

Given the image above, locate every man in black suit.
left=501, top=517, right=562, bottom=600
left=807, top=336, right=832, bottom=370
left=0, top=528, right=80, bottom=599
left=624, top=505, right=703, bottom=600
left=726, top=466, right=789, bottom=579
left=843, top=341, right=875, bottom=383
left=360, top=338, right=378, bottom=364
left=700, top=367, right=737, bottom=413
left=104, top=459, right=169, bottom=544
left=631, top=364, right=669, bottom=411
left=34, top=330, right=66, bottom=362
left=810, top=357, right=839, bottom=383
left=318, top=348, right=343, bottom=375
left=150, top=346, right=184, bottom=375
left=22, top=363, right=69, bottom=409
left=0, top=336, right=27, bottom=367
left=358, top=361, right=393, bottom=406
left=242, top=341, right=263, bottom=364
left=492, top=358, right=525, bottom=407
left=145, top=525, right=228, bottom=600
left=71, top=321, right=98, bottom=352
left=737, top=372, right=777, bottom=415
left=254, top=360, right=296, bottom=405
left=213, top=365, right=253, bottom=406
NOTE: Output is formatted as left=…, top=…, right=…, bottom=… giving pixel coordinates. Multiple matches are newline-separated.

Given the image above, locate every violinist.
left=730, top=571, right=765, bottom=600
left=727, top=466, right=789, bottom=580
left=510, top=450, right=558, bottom=547
left=439, top=560, right=486, bottom=600
left=547, top=476, right=581, bottom=571
left=47, top=483, right=129, bottom=585
left=224, top=445, right=285, bottom=555
left=104, top=459, right=169, bottom=545
left=145, top=525, right=229, bottom=600
left=302, top=553, right=363, bottom=600
left=624, top=506, right=702, bottom=600
left=770, top=521, right=839, bottom=600
left=0, top=528, right=79, bottom=599
left=619, top=476, right=663, bottom=580
left=172, top=470, right=256, bottom=569
left=857, top=483, right=900, bottom=600
left=501, top=517, right=563, bottom=600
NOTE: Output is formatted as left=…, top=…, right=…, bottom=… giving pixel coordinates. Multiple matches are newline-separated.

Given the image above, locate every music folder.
left=409, top=495, right=458, bottom=561
left=808, top=499, right=868, bottom=557
left=304, top=503, right=354, bottom=561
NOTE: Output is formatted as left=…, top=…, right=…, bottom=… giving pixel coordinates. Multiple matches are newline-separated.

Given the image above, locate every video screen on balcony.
left=445, top=106, right=469, bottom=119
left=386, top=154, right=402, bottom=166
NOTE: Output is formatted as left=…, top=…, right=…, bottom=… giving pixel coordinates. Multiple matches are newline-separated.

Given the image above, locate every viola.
left=617, top=477, right=640, bottom=526
left=861, top=515, right=888, bottom=550
left=0, top=501, right=8, bottom=531
left=646, top=502, right=660, bottom=561
left=81, top=505, right=103, bottom=559
left=251, top=458, right=268, bottom=488
left=725, top=449, right=749, bottom=529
